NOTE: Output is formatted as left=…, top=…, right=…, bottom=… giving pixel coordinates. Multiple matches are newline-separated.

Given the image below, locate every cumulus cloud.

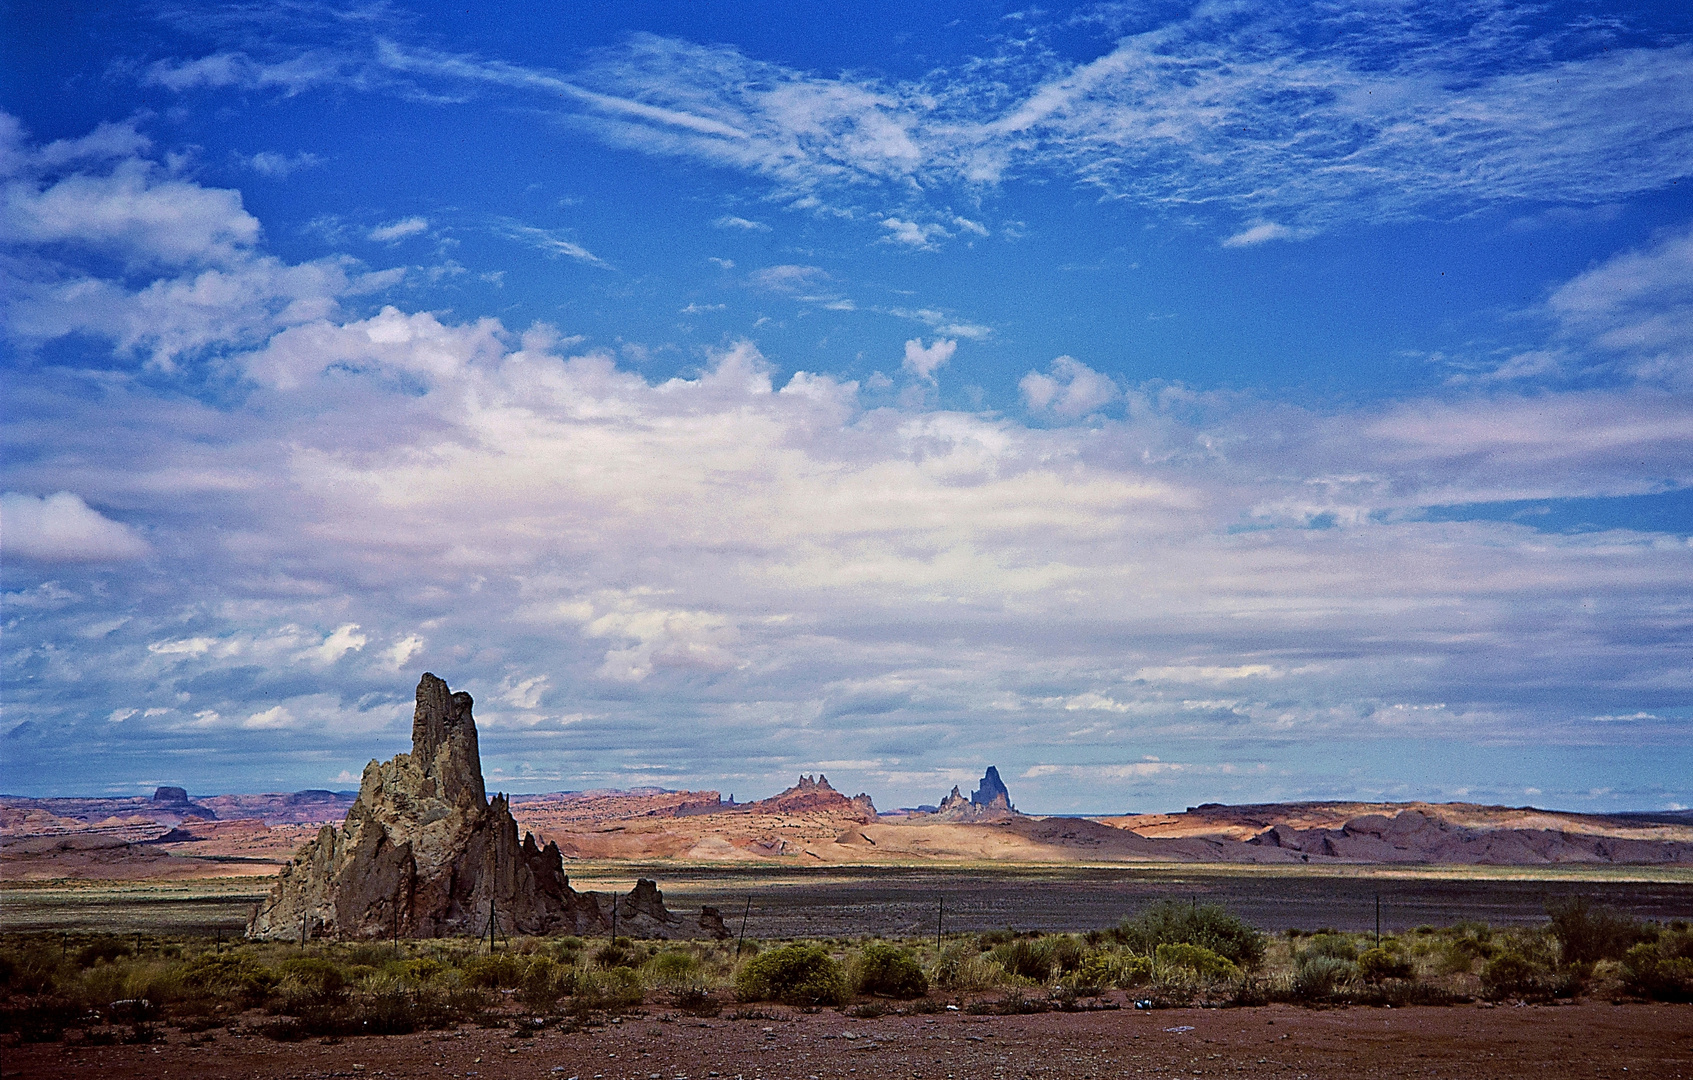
left=1020, top=356, right=1117, bottom=417
left=1, top=116, right=397, bottom=368
left=0, top=492, right=149, bottom=563
left=902, top=337, right=956, bottom=380
left=6, top=115, right=1693, bottom=807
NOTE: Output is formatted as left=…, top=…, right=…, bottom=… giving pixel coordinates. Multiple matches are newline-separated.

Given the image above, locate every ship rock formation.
left=248, top=673, right=721, bottom=940
left=930, top=766, right=1019, bottom=822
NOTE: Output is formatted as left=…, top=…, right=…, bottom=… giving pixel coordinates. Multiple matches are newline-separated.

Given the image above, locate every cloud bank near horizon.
left=4, top=0, right=1692, bottom=812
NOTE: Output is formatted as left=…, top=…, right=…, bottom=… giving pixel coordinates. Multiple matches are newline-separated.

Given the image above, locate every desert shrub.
left=76, top=938, right=133, bottom=967
left=462, top=953, right=527, bottom=989
left=342, top=944, right=393, bottom=968
left=570, top=967, right=644, bottom=1013
left=593, top=940, right=633, bottom=969
left=1301, top=934, right=1358, bottom=963
left=852, top=943, right=928, bottom=999
left=275, top=957, right=344, bottom=999
left=1155, top=943, right=1240, bottom=981
left=932, top=944, right=1008, bottom=991
left=183, top=952, right=280, bottom=1006
left=518, top=956, right=575, bottom=1009
left=1115, top=901, right=1265, bottom=970
left=647, top=949, right=701, bottom=986
left=1546, top=898, right=1649, bottom=966
left=1620, top=938, right=1693, bottom=1002
left=734, top=944, right=847, bottom=1006
left=990, top=939, right=1053, bottom=982
left=391, top=957, right=447, bottom=984
left=1, top=945, right=64, bottom=995
left=1290, top=954, right=1354, bottom=1000
left=1356, top=947, right=1414, bottom=982
left=1480, top=952, right=1551, bottom=1000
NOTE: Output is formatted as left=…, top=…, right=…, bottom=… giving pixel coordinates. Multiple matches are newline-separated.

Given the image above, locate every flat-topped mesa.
left=248, top=673, right=694, bottom=941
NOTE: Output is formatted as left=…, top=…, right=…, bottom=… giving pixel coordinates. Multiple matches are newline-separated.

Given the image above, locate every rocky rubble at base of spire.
left=927, top=766, right=1020, bottom=822
left=247, top=673, right=714, bottom=941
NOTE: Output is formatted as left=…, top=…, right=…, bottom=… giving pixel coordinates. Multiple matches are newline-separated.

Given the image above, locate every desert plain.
left=5, top=767, right=1693, bottom=1080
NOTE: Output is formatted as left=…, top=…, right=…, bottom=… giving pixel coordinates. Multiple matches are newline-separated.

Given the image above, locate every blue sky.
left=3, top=0, right=1691, bottom=813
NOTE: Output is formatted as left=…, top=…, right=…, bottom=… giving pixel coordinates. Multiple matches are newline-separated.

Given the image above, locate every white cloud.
left=1222, top=222, right=1294, bottom=248
left=242, top=705, right=296, bottom=729
left=713, top=215, right=770, bottom=231
left=244, top=151, right=322, bottom=178
left=368, top=216, right=429, bottom=242
left=880, top=217, right=947, bottom=248
left=750, top=264, right=824, bottom=292
left=902, top=337, right=956, bottom=380
left=296, top=624, right=367, bottom=666
left=384, top=634, right=425, bottom=670
left=352, top=16, right=1693, bottom=235
left=2, top=158, right=261, bottom=266
left=1020, top=356, right=1117, bottom=418
left=496, top=220, right=606, bottom=265
left=0, top=492, right=149, bottom=562
left=1547, top=223, right=1693, bottom=385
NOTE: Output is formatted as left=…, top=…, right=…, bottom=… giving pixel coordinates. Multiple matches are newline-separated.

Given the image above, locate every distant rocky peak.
left=411, top=671, right=485, bottom=806
left=792, top=773, right=836, bottom=792
left=971, top=766, right=1013, bottom=810
left=152, top=786, right=190, bottom=805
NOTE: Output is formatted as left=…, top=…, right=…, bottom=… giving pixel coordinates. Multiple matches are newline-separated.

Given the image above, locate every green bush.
left=852, top=943, right=928, bottom=999
left=1546, top=898, right=1649, bottom=966
left=1155, top=943, right=1240, bottom=981
left=187, top=953, right=280, bottom=1005
left=76, top=938, right=133, bottom=967
left=1480, top=952, right=1549, bottom=1000
left=1290, top=954, right=1354, bottom=999
left=1621, top=938, right=1693, bottom=1002
left=1115, top=901, right=1265, bottom=970
left=1356, top=947, right=1414, bottom=982
left=647, top=950, right=701, bottom=986
left=518, top=956, right=574, bottom=1009
left=734, top=944, right=847, bottom=1006
left=990, top=939, right=1053, bottom=982
left=462, top=953, right=527, bottom=989
left=932, top=944, right=1008, bottom=991
left=1301, top=934, right=1358, bottom=963
left=571, top=967, right=644, bottom=1013
left=275, top=957, right=343, bottom=999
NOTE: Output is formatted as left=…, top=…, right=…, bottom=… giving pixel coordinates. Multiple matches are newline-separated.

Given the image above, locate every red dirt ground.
left=6, top=1000, right=1689, bottom=1080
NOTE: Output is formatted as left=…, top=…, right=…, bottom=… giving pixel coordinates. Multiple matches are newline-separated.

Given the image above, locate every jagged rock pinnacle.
left=248, top=673, right=694, bottom=941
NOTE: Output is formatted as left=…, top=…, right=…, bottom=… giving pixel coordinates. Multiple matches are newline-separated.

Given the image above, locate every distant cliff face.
left=247, top=673, right=699, bottom=940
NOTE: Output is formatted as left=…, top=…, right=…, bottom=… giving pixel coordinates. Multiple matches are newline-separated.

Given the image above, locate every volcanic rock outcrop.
left=929, top=767, right=1019, bottom=822
left=248, top=673, right=693, bottom=940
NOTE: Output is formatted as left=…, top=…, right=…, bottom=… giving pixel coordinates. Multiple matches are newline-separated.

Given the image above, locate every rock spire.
left=248, top=673, right=698, bottom=940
